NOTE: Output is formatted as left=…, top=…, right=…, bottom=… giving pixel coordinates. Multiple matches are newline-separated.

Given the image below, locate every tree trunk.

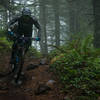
left=3, top=9, right=8, bottom=28
left=39, top=0, right=48, bottom=56
left=53, top=0, right=60, bottom=46
left=93, top=0, right=100, bottom=48
left=68, top=1, right=80, bottom=40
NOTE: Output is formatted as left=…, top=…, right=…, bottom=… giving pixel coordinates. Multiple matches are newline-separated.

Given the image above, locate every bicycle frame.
left=12, top=36, right=29, bottom=82
left=0, top=35, right=39, bottom=82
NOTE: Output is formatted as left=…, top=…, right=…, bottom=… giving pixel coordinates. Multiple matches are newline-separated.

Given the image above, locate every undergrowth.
left=50, top=35, right=100, bottom=100
left=27, top=47, right=42, bottom=58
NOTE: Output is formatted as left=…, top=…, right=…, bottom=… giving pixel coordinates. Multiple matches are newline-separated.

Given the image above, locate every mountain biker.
left=8, top=8, right=41, bottom=85
left=8, top=8, right=41, bottom=63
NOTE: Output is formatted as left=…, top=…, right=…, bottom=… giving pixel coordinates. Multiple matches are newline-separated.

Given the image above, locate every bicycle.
left=12, top=35, right=40, bottom=85
left=0, top=31, right=40, bottom=85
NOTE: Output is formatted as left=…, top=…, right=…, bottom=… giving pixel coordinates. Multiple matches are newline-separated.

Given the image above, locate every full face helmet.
left=22, top=8, right=31, bottom=16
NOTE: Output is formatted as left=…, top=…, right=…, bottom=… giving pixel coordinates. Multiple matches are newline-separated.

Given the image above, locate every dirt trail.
left=0, top=58, right=64, bottom=100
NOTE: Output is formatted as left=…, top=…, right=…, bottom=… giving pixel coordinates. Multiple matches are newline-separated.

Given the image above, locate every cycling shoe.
left=11, top=79, right=23, bottom=86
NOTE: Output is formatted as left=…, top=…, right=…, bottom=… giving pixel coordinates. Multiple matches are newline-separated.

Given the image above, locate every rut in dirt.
left=0, top=58, right=63, bottom=100
left=0, top=94, right=32, bottom=100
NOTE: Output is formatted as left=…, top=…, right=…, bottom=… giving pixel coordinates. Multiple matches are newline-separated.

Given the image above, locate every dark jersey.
left=18, top=15, right=33, bottom=33
left=9, top=15, right=41, bottom=36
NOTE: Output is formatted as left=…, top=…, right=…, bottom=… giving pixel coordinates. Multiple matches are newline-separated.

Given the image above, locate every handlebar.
left=15, top=36, right=41, bottom=42
left=20, top=37, right=40, bottom=41
left=8, top=31, right=40, bottom=41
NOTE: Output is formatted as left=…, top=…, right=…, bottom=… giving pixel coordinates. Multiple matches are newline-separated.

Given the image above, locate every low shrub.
left=27, top=47, right=42, bottom=58
left=50, top=35, right=100, bottom=99
left=0, top=37, right=12, bottom=53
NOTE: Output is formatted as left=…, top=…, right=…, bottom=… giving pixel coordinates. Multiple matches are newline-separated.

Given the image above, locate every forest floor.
left=0, top=54, right=64, bottom=100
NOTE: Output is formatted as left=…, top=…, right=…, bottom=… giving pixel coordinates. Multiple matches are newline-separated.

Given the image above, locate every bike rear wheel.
left=13, top=50, right=25, bottom=85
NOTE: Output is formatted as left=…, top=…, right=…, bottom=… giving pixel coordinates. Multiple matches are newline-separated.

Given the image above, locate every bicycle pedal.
left=11, top=79, right=23, bottom=86
left=21, top=72, right=24, bottom=75
left=14, top=74, right=18, bottom=78
left=17, top=80, right=23, bottom=85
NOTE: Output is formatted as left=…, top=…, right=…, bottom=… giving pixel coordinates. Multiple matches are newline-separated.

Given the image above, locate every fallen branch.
left=48, top=45, right=66, bottom=53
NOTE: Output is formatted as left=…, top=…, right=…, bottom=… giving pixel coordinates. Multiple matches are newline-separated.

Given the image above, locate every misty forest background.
left=0, top=0, right=95, bottom=54
left=1, top=0, right=100, bottom=99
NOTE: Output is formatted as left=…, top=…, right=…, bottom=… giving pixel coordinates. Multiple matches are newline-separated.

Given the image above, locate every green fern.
left=50, top=34, right=100, bottom=99
left=80, top=35, right=93, bottom=55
